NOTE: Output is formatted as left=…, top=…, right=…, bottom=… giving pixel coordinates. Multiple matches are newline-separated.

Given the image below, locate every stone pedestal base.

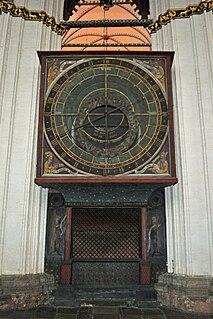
left=0, top=273, right=56, bottom=310
left=155, top=273, right=213, bottom=313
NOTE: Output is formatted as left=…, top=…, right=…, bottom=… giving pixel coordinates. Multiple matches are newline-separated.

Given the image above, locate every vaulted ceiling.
left=63, top=0, right=150, bottom=20
left=62, top=0, right=151, bottom=51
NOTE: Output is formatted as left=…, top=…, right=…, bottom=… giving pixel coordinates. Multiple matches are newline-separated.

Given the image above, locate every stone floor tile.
left=160, top=307, right=178, bottom=314
left=141, top=315, right=165, bottom=319
left=76, top=313, right=93, bottom=319
left=55, top=314, right=76, bottom=319
left=141, top=308, right=165, bottom=315
left=94, top=315, right=120, bottom=319
left=122, top=315, right=142, bottom=319
left=141, top=308, right=166, bottom=319
left=56, top=307, right=78, bottom=314
left=7, top=311, right=36, bottom=319
left=185, top=315, right=213, bottom=319
left=0, top=304, right=212, bottom=319
left=121, top=307, right=142, bottom=315
left=163, top=315, right=187, bottom=319
left=35, top=313, right=55, bottom=318
left=76, top=306, right=93, bottom=319
left=35, top=307, right=57, bottom=318
left=0, top=310, right=13, bottom=318
left=91, top=307, right=121, bottom=319
left=92, top=306, right=120, bottom=315
left=188, top=313, right=213, bottom=319
left=164, top=314, right=212, bottom=319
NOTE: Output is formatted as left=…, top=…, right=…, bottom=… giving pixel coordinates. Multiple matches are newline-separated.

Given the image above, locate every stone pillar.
left=0, top=0, right=63, bottom=306
left=149, top=0, right=213, bottom=313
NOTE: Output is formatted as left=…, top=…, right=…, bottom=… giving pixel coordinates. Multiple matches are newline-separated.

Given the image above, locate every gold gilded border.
left=0, top=0, right=212, bottom=35
left=148, top=0, right=213, bottom=33
left=0, top=1, right=66, bottom=35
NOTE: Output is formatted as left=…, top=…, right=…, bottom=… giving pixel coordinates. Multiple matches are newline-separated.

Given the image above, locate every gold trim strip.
left=148, top=0, right=213, bottom=33
left=0, top=1, right=66, bottom=35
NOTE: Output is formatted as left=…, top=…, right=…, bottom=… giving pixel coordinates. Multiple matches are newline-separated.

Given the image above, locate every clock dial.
left=44, top=57, right=168, bottom=176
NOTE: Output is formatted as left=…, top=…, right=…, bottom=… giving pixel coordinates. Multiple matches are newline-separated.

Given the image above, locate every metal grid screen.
left=72, top=208, right=139, bottom=259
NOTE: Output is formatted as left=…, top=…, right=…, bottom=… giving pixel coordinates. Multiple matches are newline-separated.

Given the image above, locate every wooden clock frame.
left=35, top=51, right=177, bottom=187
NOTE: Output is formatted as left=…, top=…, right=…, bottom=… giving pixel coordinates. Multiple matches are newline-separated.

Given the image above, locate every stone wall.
left=0, top=273, right=56, bottom=310
left=155, top=274, right=213, bottom=313
left=150, top=0, right=213, bottom=313
left=0, top=0, right=63, bottom=275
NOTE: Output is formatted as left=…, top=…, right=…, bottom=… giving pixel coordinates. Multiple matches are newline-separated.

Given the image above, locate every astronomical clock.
left=35, top=52, right=177, bottom=185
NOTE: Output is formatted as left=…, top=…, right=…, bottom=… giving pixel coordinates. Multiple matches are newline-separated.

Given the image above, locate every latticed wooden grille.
left=72, top=208, right=139, bottom=259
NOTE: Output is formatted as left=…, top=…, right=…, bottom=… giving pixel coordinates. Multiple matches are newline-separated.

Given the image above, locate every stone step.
left=54, top=286, right=156, bottom=307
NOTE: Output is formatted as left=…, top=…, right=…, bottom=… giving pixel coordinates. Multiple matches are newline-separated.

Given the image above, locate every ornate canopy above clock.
left=35, top=51, right=177, bottom=185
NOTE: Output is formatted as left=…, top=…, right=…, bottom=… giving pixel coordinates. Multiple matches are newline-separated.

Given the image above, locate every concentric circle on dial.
left=44, top=57, right=168, bottom=176
left=75, top=104, right=134, bottom=156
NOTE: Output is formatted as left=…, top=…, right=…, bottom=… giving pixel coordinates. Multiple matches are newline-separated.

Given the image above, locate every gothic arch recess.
left=62, top=0, right=151, bottom=51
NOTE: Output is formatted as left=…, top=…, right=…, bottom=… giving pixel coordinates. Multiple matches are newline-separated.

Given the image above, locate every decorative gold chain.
left=0, top=0, right=212, bottom=35
left=0, top=0, right=66, bottom=35
left=148, top=0, right=213, bottom=33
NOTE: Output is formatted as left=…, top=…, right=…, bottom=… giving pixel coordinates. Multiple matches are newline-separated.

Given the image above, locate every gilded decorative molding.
left=0, top=0, right=66, bottom=35
left=148, top=0, right=213, bottom=33
left=0, top=0, right=212, bottom=35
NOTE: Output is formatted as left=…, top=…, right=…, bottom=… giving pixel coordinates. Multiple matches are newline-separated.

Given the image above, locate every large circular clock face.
left=44, top=58, right=168, bottom=176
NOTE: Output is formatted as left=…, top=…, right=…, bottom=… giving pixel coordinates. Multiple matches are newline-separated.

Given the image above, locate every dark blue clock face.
left=44, top=57, right=168, bottom=176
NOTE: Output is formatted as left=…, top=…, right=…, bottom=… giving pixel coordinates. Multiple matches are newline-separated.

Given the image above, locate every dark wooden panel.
left=140, top=265, right=151, bottom=285
left=72, top=262, right=140, bottom=287
left=61, top=264, right=71, bottom=284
